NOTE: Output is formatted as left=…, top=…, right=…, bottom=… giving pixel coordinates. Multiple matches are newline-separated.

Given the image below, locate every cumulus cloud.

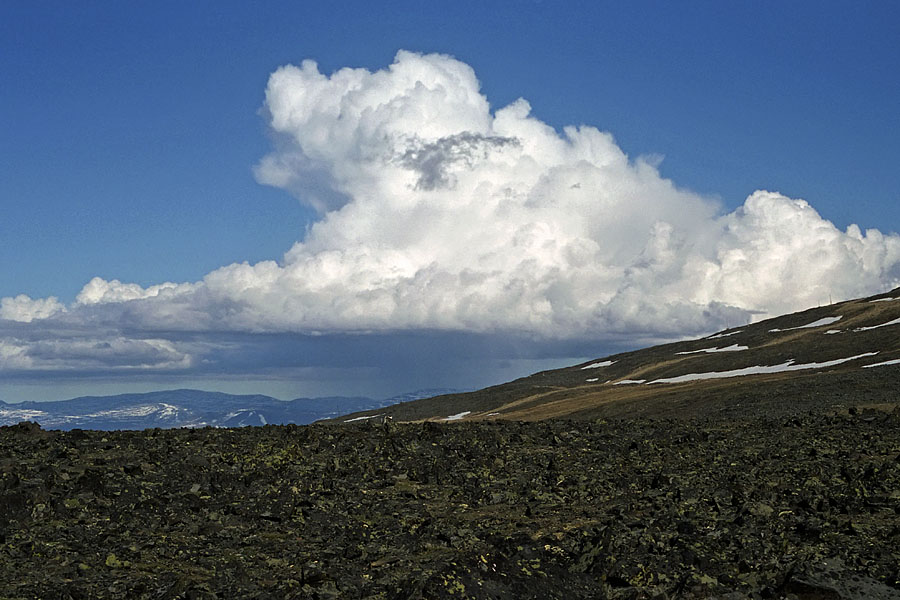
left=75, top=277, right=183, bottom=306
left=3, top=50, right=900, bottom=375
left=0, top=295, right=66, bottom=323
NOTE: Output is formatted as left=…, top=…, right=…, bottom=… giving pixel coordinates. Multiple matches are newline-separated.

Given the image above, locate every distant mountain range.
left=0, top=388, right=458, bottom=431
left=338, top=287, right=900, bottom=423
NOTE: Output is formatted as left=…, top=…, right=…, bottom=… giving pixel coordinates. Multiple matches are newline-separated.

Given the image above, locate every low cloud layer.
left=3, top=50, right=900, bottom=375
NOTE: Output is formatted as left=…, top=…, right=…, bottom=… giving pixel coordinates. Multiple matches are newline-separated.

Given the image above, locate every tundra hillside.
left=337, top=288, right=900, bottom=424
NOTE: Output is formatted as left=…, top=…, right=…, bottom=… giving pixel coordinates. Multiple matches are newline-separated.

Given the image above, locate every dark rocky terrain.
left=2, top=411, right=899, bottom=599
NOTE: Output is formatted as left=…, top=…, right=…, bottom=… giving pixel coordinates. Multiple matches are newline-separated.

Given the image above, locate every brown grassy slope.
left=336, top=288, right=900, bottom=423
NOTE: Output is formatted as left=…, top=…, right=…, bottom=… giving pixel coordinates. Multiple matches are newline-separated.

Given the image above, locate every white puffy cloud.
left=224, top=51, right=900, bottom=335
left=0, top=295, right=65, bottom=323
left=75, top=277, right=183, bottom=306
left=3, top=50, right=900, bottom=375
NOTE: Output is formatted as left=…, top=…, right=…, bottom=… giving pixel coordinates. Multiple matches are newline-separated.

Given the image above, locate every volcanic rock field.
left=2, top=410, right=899, bottom=599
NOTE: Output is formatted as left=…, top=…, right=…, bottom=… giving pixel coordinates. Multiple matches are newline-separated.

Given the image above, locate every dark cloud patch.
left=0, top=321, right=627, bottom=396
left=396, top=132, right=519, bottom=190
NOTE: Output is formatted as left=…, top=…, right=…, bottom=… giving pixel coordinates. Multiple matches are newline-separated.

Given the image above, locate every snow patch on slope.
left=676, top=344, right=748, bottom=355
left=581, top=360, right=616, bottom=370
left=443, top=411, right=471, bottom=421
left=707, top=330, right=743, bottom=339
left=649, top=352, right=878, bottom=384
left=344, top=414, right=383, bottom=423
left=770, top=316, right=842, bottom=332
left=863, top=359, right=900, bottom=368
left=854, top=318, right=900, bottom=332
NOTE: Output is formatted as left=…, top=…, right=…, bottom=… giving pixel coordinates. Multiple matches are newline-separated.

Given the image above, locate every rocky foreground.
left=1, top=413, right=899, bottom=599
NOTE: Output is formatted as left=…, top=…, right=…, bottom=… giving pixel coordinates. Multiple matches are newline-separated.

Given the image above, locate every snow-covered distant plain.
left=0, top=408, right=47, bottom=421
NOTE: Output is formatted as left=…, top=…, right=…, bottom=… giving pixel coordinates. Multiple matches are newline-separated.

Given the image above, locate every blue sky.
left=2, top=1, right=899, bottom=402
